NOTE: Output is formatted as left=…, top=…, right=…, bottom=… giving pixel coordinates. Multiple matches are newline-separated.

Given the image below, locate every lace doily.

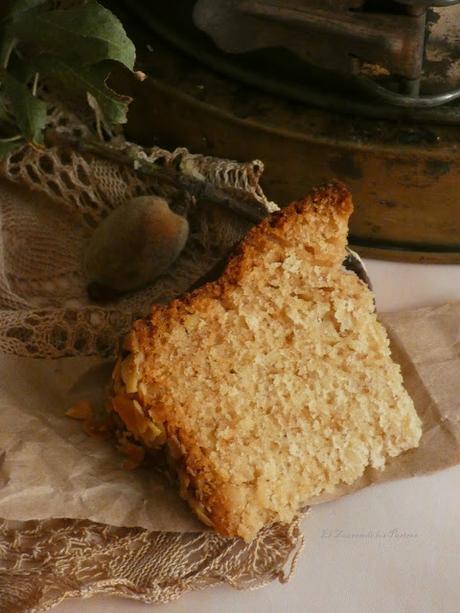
left=0, top=516, right=304, bottom=612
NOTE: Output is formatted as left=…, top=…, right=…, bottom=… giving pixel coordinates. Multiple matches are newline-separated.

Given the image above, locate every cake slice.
left=109, top=182, right=422, bottom=541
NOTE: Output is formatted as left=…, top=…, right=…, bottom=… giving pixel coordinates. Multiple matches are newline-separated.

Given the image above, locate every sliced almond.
left=123, top=331, right=139, bottom=353
left=120, top=351, right=145, bottom=394
left=190, top=500, right=214, bottom=527
left=66, top=400, right=93, bottom=421
left=119, top=440, right=145, bottom=470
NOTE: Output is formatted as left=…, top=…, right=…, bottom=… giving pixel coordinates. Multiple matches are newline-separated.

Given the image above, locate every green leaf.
left=2, top=73, right=47, bottom=144
left=11, top=1, right=136, bottom=69
left=0, top=91, right=22, bottom=135
left=3, top=0, right=48, bottom=17
left=0, top=94, right=12, bottom=123
left=4, top=50, right=35, bottom=83
left=0, top=0, right=48, bottom=67
left=35, top=56, right=132, bottom=125
left=0, top=137, right=25, bottom=157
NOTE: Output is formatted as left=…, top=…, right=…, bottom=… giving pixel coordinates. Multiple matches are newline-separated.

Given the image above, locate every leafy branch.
left=0, top=0, right=269, bottom=223
left=0, top=0, right=136, bottom=154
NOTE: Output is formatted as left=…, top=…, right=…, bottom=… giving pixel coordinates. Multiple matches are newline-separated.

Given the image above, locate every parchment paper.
left=0, top=356, right=201, bottom=531
left=0, top=301, right=459, bottom=531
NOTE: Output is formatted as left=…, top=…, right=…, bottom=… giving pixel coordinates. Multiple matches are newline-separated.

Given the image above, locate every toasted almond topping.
left=190, top=500, right=214, bottom=527
left=120, top=354, right=139, bottom=394
left=132, top=398, right=144, bottom=417
left=123, top=331, right=139, bottom=353
left=66, top=400, right=93, bottom=421
left=83, top=420, right=111, bottom=440
left=138, top=381, right=148, bottom=402
left=111, top=393, right=164, bottom=448
left=112, top=394, right=141, bottom=433
left=119, top=440, right=145, bottom=470
left=168, top=436, right=182, bottom=460
left=111, top=357, right=122, bottom=382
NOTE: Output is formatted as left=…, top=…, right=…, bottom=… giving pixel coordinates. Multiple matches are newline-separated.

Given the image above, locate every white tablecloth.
left=54, top=259, right=460, bottom=613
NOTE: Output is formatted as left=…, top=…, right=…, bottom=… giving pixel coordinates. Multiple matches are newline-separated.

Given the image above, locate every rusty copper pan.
left=113, top=1, right=460, bottom=263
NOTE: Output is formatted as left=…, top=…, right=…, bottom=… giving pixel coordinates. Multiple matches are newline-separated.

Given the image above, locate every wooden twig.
left=45, top=130, right=268, bottom=223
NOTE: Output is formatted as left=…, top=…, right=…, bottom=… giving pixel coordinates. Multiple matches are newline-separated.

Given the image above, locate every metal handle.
left=359, top=76, right=460, bottom=108
left=399, top=0, right=460, bottom=6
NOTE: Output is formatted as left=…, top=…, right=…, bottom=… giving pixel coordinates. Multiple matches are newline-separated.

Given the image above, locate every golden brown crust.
left=137, top=180, right=352, bottom=328
left=126, top=181, right=354, bottom=537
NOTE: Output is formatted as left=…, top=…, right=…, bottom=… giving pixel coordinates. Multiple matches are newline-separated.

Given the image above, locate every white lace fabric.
left=0, top=517, right=304, bottom=612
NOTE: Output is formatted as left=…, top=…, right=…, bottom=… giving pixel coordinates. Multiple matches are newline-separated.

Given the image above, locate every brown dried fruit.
left=84, top=196, right=189, bottom=293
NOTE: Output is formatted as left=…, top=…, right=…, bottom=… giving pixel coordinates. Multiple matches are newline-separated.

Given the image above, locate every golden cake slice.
left=109, top=182, right=422, bottom=541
